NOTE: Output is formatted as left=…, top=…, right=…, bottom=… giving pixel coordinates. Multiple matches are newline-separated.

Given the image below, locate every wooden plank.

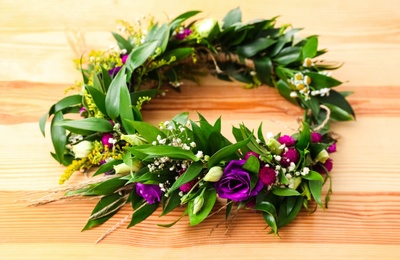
left=0, top=0, right=399, bottom=85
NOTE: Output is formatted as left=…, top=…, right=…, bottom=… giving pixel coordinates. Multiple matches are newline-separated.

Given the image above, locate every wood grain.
left=1, top=0, right=400, bottom=259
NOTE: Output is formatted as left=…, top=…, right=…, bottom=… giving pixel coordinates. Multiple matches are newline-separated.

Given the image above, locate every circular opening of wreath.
left=40, top=7, right=354, bottom=241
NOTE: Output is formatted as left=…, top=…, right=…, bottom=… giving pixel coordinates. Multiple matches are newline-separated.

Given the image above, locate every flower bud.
left=113, top=160, right=142, bottom=174
left=121, top=134, right=145, bottom=146
left=266, top=138, right=283, bottom=155
left=315, top=149, right=329, bottom=163
left=203, top=166, right=223, bottom=182
left=195, top=18, right=218, bottom=38
left=72, top=141, right=93, bottom=158
left=193, top=195, right=204, bottom=215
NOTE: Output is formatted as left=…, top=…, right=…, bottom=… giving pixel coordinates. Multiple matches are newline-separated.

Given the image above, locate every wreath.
left=40, top=7, right=354, bottom=240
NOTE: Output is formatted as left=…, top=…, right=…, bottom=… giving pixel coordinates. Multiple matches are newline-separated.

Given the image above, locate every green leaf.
left=126, top=120, right=166, bottom=143
left=112, top=32, right=133, bottom=53
left=302, top=171, right=324, bottom=182
left=309, top=180, right=323, bottom=208
left=295, top=122, right=311, bottom=150
left=254, top=201, right=278, bottom=234
left=92, top=70, right=104, bottom=92
left=254, top=57, right=273, bottom=85
left=93, top=159, right=122, bottom=176
left=82, top=193, right=127, bottom=231
left=169, top=10, right=201, bottom=31
left=105, top=67, right=127, bottom=120
left=324, top=103, right=354, bottom=121
left=120, top=84, right=135, bottom=134
left=49, top=94, right=82, bottom=115
left=127, top=201, right=159, bottom=228
left=271, top=187, right=301, bottom=196
left=302, top=36, right=318, bottom=58
left=243, top=155, right=260, bottom=190
left=274, top=46, right=302, bottom=65
left=39, top=113, right=48, bottom=137
left=160, top=189, right=182, bottom=216
left=222, top=7, right=242, bottom=29
left=168, top=161, right=203, bottom=194
left=277, top=196, right=304, bottom=228
left=126, top=41, right=159, bottom=72
left=100, top=66, right=112, bottom=92
left=160, top=47, right=194, bottom=62
left=132, top=146, right=199, bottom=161
left=257, top=123, right=266, bottom=144
left=207, top=135, right=251, bottom=168
left=277, top=79, right=298, bottom=105
left=302, top=96, right=320, bottom=117
left=318, top=89, right=355, bottom=118
left=85, top=86, right=107, bottom=116
left=150, top=24, right=169, bottom=54
left=172, top=112, right=189, bottom=126
left=55, top=118, right=113, bottom=134
left=50, top=111, right=66, bottom=164
left=188, top=188, right=216, bottom=226
left=305, top=71, right=342, bottom=89
left=75, top=177, right=127, bottom=196
left=236, top=38, right=276, bottom=58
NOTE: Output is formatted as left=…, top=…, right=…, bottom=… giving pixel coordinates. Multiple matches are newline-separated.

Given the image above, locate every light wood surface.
left=1, top=0, right=400, bottom=259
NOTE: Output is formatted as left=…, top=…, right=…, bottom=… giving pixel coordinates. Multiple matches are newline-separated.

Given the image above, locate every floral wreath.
left=40, top=8, right=354, bottom=240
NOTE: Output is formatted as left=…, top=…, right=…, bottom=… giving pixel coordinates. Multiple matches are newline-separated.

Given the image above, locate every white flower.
left=113, top=161, right=142, bottom=174
left=72, top=141, right=93, bottom=158
left=195, top=18, right=218, bottom=38
left=193, top=195, right=204, bottom=215
left=203, top=166, right=223, bottom=182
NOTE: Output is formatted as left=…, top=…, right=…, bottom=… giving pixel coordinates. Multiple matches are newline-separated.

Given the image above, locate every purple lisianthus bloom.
left=136, top=183, right=162, bottom=204
left=101, top=133, right=114, bottom=149
left=327, top=143, right=336, bottom=153
left=311, top=132, right=322, bottom=143
left=175, top=28, right=192, bottom=40
left=278, top=135, right=296, bottom=147
left=259, top=167, right=276, bottom=186
left=108, top=66, right=121, bottom=76
left=215, top=160, right=263, bottom=202
left=281, top=147, right=300, bottom=167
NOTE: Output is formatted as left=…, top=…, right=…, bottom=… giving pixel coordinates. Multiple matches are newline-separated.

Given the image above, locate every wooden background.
left=1, top=0, right=400, bottom=259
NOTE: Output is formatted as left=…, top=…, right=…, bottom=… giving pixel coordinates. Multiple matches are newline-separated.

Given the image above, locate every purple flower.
left=136, top=183, right=162, bottom=204
left=281, top=147, right=300, bottom=167
left=327, top=143, right=336, bottom=153
left=315, top=158, right=333, bottom=174
left=278, top=135, right=296, bottom=147
left=108, top=66, right=121, bottom=76
left=101, top=133, right=114, bottom=149
left=215, top=160, right=263, bottom=202
left=259, top=167, right=276, bottom=186
left=175, top=28, right=192, bottom=40
left=311, top=132, right=322, bottom=143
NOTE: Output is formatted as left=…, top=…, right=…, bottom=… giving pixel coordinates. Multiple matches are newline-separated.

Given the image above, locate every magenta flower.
left=175, top=28, right=192, bottom=40
left=281, top=147, right=300, bottom=167
left=259, top=167, right=276, bottom=186
left=121, top=54, right=128, bottom=64
left=215, top=160, right=263, bottom=202
left=327, top=143, right=336, bottom=153
left=311, top=132, right=322, bottom=143
left=179, top=169, right=195, bottom=193
left=79, top=107, right=87, bottom=117
left=244, top=151, right=259, bottom=160
left=278, top=135, right=295, bottom=147
left=315, top=158, right=333, bottom=174
left=101, top=133, right=114, bottom=149
left=136, top=183, right=162, bottom=204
